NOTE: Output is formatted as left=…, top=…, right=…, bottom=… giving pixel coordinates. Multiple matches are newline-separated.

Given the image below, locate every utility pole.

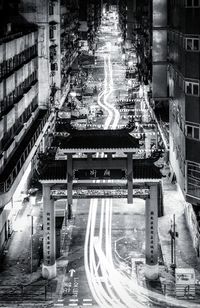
left=169, top=214, right=178, bottom=269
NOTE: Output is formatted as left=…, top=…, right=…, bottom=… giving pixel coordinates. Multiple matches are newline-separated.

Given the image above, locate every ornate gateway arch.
left=39, top=129, right=163, bottom=281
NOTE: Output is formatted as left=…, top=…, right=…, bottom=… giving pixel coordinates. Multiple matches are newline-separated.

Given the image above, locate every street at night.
left=0, top=1, right=200, bottom=308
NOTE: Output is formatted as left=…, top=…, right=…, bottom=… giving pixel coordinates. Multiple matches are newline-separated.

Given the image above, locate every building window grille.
left=185, top=81, right=199, bottom=96
left=187, top=161, right=200, bottom=199
left=185, top=0, right=200, bottom=7
left=185, top=38, right=200, bottom=51
left=0, top=45, right=37, bottom=81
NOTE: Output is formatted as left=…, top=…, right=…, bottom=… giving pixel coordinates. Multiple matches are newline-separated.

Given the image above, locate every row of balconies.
left=0, top=109, right=50, bottom=194
left=0, top=71, right=37, bottom=119
left=0, top=44, right=37, bottom=82
left=0, top=28, right=37, bottom=45
left=0, top=97, right=38, bottom=153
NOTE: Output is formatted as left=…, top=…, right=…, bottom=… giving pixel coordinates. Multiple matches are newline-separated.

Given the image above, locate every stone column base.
left=42, top=263, right=57, bottom=279
left=145, top=263, right=159, bottom=280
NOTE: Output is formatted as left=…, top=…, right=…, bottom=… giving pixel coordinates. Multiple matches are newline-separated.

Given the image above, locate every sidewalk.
left=0, top=191, right=51, bottom=306
left=158, top=163, right=200, bottom=296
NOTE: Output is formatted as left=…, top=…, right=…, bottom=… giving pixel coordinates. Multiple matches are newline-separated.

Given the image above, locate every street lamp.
left=70, top=91, right=77, bottom=98
left=128, top=60, right=134, bottom=67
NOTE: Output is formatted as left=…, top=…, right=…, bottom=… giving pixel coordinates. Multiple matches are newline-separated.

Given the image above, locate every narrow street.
left=55, top=8, right=200, bottom=308
left=56, top=9, right=137, bottom=307
left=57, top=8, right=152, bottom=308
left=1, top=5, right=200, bottom=308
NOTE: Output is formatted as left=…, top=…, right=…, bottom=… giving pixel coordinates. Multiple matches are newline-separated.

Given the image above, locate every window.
left=49, top=27, right=54, bottom=39
left=187, top=126, right=193, bottom=137
left=185, top=37, right=200, bottom=51
left=187, top=161, right=200, bottom=199
left=49, top=4, right=54, bottom=15
left=194, top=127, right=199, bottom=139
left=194, top=39, right=200, bottom=50
left=186, top=125, right=200, bottom=140
left=193, top=84, right=199, bottom=95
left=186, top=38, right=192, bottom=50
left=185, top=82, right=192, bottom=94
left=185, top=0, right=200, bottom=7
left=185, top=81, right=199, bottom=96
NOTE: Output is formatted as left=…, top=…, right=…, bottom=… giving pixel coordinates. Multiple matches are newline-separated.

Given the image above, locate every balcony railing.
left=0, top=72, right=38, bottom=118
left=0, top=45, right=37, bottom=82
left=0, top=109, right=51, bottom=194
left=1, top=130, right=13, bottom=150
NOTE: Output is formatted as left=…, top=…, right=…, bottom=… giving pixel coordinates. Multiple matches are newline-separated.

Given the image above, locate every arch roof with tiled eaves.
left=39, top=159, right=162, bottom=182
left=51, top=129, right=140, bottom=152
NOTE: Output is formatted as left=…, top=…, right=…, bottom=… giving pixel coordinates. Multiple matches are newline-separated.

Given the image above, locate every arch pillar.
left=145, top=184, right=159, bottom=280
left=127, top=152, right=133, bottom=204
left=42, top=184, right=56, bottom=279
left=67, top=153, right=73, bottom=219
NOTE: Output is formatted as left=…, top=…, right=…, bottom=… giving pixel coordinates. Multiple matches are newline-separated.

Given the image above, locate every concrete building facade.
left=78, top=0, right=102, bottom=54
left=0, top=2, right=53, bottom=251
left=118, top=0, right=200, bottom=207
left=168, top=1, right=200, bottom=205
left=0, top=0, right=93, bottom=253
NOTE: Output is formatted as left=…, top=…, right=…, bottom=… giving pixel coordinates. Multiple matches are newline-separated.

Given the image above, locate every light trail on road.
left=84, top=24, right=144, bottom=307
left=97, top=45, right=120, bottom=129
left=97, top=56, right=113, bottom=128
left=84, top=9, right=200, bottom=308
left=84, top=11, right=147, bottom=307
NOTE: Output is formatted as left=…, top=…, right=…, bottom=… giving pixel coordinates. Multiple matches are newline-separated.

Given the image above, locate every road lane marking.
left=83, top=304, right=92, bottom=306
left=69, top=268, right=76, bottom=277
left=69, top=299, right=78, bottom=302
left=83, top=298, right=92, bottom=301
left=69, top=304, right=78, bottom=307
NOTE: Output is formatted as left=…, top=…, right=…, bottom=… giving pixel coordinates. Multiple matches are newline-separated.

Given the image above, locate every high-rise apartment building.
left=0, top=0, right=101, bottom=252
left=168, top=1, right=200, bottom=205
left=119, top=0, right=200, bottom=207
left=20, top=0, right=61, bottom=108
left=60, top=0, right=79, bottom=96
left=0, top=1, right=53, bottom=250
left=78, top=0, right=102, bottom=53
